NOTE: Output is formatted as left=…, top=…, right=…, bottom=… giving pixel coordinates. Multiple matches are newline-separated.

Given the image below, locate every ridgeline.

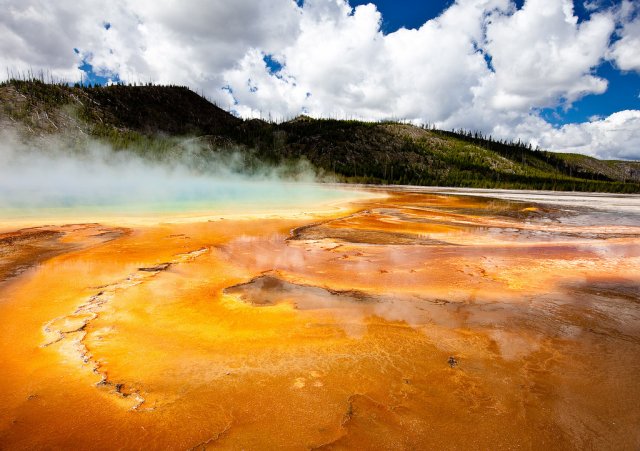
left=2, top=79, right=639, bottom=193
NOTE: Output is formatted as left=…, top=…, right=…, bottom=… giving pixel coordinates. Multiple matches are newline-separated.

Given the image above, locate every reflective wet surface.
left=0, top=189, right=639, bottom=450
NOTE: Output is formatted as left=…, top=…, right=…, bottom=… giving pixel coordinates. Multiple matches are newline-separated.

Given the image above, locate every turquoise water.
left=0, top=180, right=364, bottom=221
left=0, top=146, right=372, bottom=222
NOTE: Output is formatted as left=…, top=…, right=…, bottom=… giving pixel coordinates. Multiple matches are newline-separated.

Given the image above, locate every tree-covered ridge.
left=1, top=79, right=639, bottom=193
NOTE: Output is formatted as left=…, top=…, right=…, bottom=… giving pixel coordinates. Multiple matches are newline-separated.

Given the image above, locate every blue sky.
left=350, top=0, right=456, bottom=32
left=2, top=0, right=640, bottom=159
left=540, top=63, right=640, bottom=125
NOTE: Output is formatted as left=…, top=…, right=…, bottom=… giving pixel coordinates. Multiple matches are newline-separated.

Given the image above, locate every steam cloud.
left=0, top=132, right=335, bottom=218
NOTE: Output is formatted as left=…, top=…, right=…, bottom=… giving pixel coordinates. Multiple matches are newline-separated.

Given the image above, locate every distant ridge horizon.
left=1, top=78, right=639, bottom=193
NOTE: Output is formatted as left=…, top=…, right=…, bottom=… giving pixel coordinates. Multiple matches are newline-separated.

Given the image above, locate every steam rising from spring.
left=0, top=132, right=344, bottom=219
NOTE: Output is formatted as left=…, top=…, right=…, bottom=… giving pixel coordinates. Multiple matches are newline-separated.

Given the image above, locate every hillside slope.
left=1, top=79, right=639, bottom=193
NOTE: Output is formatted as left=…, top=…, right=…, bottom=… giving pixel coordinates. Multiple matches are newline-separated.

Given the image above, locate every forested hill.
left=2, top=79, right=639, bottom=193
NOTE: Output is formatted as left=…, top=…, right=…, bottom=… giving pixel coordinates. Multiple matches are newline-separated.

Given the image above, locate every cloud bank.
left=1, top=0, right=639, bottom=159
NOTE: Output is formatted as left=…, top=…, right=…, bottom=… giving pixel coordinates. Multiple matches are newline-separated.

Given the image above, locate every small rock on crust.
left=138, top=263, right=172, bottom=272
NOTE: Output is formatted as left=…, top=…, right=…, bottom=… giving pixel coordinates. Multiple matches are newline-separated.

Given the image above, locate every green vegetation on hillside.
left=1, top=79, right=639, bottom=193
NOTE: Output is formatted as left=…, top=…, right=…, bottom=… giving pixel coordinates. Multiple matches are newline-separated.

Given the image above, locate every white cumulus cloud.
left=0, top=0, right=638, bottom=160
left=536, top=110, right=640, bottom=160
left=610, top=14, right=640, bottom=73
left=484, top=0, right=614, bottom=110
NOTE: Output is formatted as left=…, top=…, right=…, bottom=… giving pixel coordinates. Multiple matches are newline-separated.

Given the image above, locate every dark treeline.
left=432, top=128, right=614, bottom=182
left=228, top=118, right=638, bottom=192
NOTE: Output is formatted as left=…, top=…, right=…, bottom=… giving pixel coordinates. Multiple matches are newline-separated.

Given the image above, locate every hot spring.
left=1, top=181, right=639, bottom=450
